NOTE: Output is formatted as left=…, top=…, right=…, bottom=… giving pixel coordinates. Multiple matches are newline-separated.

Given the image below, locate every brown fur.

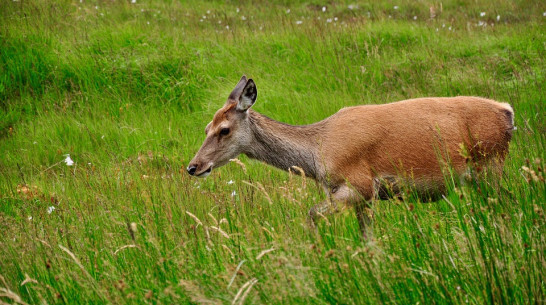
left=188, top=77, right=514, bottom=238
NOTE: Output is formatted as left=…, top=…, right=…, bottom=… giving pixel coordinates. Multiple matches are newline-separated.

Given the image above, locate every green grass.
left=1, top=0, right=545, bottom=304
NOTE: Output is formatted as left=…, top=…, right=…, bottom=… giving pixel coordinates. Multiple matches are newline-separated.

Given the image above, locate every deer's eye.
left=219, top=128, right=230, bottom=136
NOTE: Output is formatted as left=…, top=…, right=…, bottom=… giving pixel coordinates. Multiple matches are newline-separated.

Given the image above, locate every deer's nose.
left=187, top=165, right=197, bottom=176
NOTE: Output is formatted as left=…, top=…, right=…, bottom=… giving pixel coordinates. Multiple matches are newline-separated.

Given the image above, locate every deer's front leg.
left=308, top=180, right=375, bottom=239
left=307, top=184, right=361, bottom=227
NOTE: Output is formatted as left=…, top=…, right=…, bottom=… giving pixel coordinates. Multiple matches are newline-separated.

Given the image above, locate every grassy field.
left=1, top=0, right=545, bottom=304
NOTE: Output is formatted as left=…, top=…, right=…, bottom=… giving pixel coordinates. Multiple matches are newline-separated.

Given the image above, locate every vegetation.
left=0, top=0, right=544, bottom=304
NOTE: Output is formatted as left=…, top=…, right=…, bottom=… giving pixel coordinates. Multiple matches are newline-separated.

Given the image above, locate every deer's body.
left=188, top=76, right=514, bottom=238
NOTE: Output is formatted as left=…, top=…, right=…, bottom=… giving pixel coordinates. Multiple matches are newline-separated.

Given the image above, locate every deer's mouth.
left=196, top=166, right=212, bottom=178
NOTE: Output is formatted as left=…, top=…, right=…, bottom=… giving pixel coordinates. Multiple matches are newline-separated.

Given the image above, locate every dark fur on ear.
left=228, top=75, right=248, bottom=101
left=236, top=79, right=257, bottom=112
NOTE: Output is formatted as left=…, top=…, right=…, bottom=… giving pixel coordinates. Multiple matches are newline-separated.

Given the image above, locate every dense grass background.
left=1, top=0, right=544, bottom=304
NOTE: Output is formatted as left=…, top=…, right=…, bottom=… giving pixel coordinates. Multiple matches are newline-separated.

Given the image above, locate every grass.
left=0, top=0, right=545, bottom=304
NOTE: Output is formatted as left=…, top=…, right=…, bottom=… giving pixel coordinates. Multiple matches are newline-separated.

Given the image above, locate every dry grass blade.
left=114, top=244, right=138, bottom=256
left=0, top=275, right=28, bottom=305
left=186, top=211, right=203, bottom=226
left=242, top=181, right=272, bottom=204
left=210, top=226, right=230, bottom=239
left=59, top=245, right=85, bottom=271
left=289, top=165, right=307, bottom=189
left=229, top=158, right=247, bottom=174
left=232, top=278, right=258, bottom=305
left=256, top=248, right=275, bottom=260
left=20, top=274, right=38, bottom=286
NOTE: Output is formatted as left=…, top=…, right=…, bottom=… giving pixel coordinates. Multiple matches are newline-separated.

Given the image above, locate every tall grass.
left=1, top=0, right=544, bottom=304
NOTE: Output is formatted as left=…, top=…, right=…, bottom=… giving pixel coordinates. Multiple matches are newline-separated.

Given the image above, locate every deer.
left=187, top=76, right=514, bottom=239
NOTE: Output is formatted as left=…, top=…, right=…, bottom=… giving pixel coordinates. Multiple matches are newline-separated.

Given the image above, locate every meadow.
left=0, top=0, right=545, bottom=304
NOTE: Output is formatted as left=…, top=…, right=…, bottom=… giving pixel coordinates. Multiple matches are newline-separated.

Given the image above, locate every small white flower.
left=442, top=23, right=445, bottom=28
left=33, top=141, right=37, bottom=144
left=131, top=0, right=136, bottom=3
left=326, top=18, right=332, bottom=23
left=478, top=21, right=485, bottom=26
left=322, top=6, right=326, bottom=12
left=202, top=15, right=206, bottom=19
left=496, top=15, right=500, bottom=21
left=286, top=9, right=290, bottom=14
left=348, top=4, right=356, bottom=10
left=480, top=12, right=486, bottom=17
left=241, top=16, right=246, bottom=20
left=236, top=8, right=240, bottom=13
left=47, top=206, right=55, bottom=214
left=64, top=154, right=74, bottom=166
left=94, top=5, right=98, bottom=9
left=413, top=15, right=417, bottom=20
left=28, top=216, right=32, bottom=220
left=334, top=17, right=338, bottom=21
left=226, top=25, right=230, bottom=30
left=394, top=6, right=399, bottom=10
left=206, top=10, right=210, bottom=14
left=543, top=12, right=545, bottom=17
left=227, top=180, right=234, bottom=185
left=448, top=26, right=452, bottom=30
left=231, top=191, right=237, bottom=197
left=147, top=21, right=150, bottom=25
left=295, top=20, right=302, bottom=24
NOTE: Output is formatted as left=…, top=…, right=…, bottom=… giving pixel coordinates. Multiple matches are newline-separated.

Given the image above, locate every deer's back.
left=320, top=96, right=513, bottom=186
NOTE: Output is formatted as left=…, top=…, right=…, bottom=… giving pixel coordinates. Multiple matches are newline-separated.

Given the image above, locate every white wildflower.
left=296, top=20, right=302, bottom=24
left=47, top=206, right=55, bottom=214
left=64, top=154, right=74, bottom=166
left=286, top=9, right=290, bottom=14
left=413, top=15, right=417, bottom=20
left=348, top=4, right=357, bottom=10
left=28, top=216, right=32, bottom=220
left=227, top=180, right=235, bottom=185
left=322, top=6, right=326, bottom=12
left=496, top=15, right=500, bottom=21
left=236, top=8, right=240, bottom=13
left=206, top=10, right=210, bottom=14
left=131, top=0, right=136, bottom=3
left=326, top=18, right=332, bottom=23
left=394, top=6, right=399, bottom=10
left=231, top=191, right=237, bottom=197
left=334, top=17, right=338, bottom=21
left=226, top=25, right=230, bottom=30
left=480, top=12, right=486, bottom=17
left=241, top=16, right=246, bottom=20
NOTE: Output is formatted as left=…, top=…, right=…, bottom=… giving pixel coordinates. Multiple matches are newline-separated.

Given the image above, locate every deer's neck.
left=244, top=111, right=324, bottom=180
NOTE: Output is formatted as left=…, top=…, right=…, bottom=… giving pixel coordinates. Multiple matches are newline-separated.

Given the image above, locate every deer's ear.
left=228, top=75, right=248, bottom=101
left=236, top=79, right=257, bottom=112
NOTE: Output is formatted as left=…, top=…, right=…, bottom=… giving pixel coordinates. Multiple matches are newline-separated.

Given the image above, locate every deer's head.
left=187, top=76, right=257, bottom=177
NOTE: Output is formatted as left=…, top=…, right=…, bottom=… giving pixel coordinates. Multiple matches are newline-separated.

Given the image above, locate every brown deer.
left=187, top=76, right=514, bottom=238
